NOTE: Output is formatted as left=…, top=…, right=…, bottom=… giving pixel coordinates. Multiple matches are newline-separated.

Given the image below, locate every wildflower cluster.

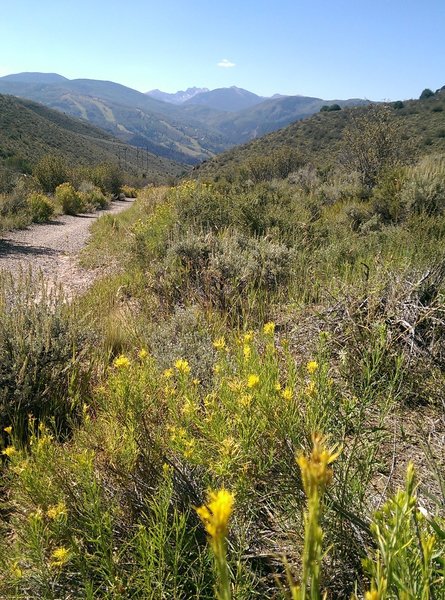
left=114, top=354, right=130, bottom=369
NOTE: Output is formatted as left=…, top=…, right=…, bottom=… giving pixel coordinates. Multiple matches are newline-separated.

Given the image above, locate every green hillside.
left=194, top=90, right=445, bottom=178
left=0, top=94, right=184, bottom=180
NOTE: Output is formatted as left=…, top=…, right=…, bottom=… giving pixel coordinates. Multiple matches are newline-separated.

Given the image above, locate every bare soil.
left=0, top=199, right=134, bottom=299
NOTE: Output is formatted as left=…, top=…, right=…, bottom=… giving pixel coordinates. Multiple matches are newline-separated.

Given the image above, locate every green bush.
left=420, top=88, right=435, bottom=100
left=121, top=185, right=138, bottom=198
left=55, top=182, right=84, bottom=215
left=159, top=230, right=295, bottom=321
left=89, top=163, right=123, bottom=196
left=27, top=192, right=55, bottom=223
left=33, top=154, right=69, bottom=193
left=78, top=181, right=109, bottom=210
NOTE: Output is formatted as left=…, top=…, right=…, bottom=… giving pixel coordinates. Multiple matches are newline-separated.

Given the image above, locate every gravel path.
left=0, top=199, right=134, bottom=298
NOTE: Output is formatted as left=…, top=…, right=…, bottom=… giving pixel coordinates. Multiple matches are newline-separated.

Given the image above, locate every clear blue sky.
left=1, top=0, right=444, bottom=100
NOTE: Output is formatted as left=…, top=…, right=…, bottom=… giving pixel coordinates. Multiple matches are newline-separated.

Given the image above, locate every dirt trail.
left=0, top=199, right=134, bottom=298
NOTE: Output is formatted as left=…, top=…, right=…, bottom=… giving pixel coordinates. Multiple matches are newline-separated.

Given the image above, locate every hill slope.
left=194, top=91, right=445, bottom=178
left=0, top=94, right=184, bottom=180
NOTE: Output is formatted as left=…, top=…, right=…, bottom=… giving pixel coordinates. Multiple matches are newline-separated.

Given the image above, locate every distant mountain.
left=183, top=86, right=265, bottom=112
left=0, top=93, right=184, bottom=181
left=0, top=72, right=371, bottom=166
left=0, top=72, right=69, bottom=84
left=206, top=94, right=370, bottom=143
left=0, top=74, right=229, bottom=165
left=146, top=87, right=209, bottom=104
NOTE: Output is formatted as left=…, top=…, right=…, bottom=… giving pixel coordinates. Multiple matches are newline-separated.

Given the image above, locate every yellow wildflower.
left=228, top=378, right=243, bottom=392
left=50, top=547, right=70, bottom=568
left=47, top=501, right=67, bottom=520
left=213, top=363, right=222, bottom=374
left=163, top=368, right=174, bottom=379
left=243, top=331, right=254, bottom=344
left=163, top=384, right=176, bottom=397
left=281, top=387, right=293, bottom=401
left=263, top=321, right=275, bottom=335
left=2, top=446, right=16, bottom=458
left=138, top=348, right=148, bottom=360
left=4, top=426, right=12, bottom=435
left=274, top=382, right=282, bottom=392
left=10, top=560, right=22, bottom=579
left=28, top=508, right=43, bottom=523
left=204, top=392, right=217, bottom=408
left=213, top=337, right=226, bottom=351
left=306, top=360, right=319, bottom=375
left=196, top=489, right=235, bottom=547
left=243, top=344, right=251, bottom=359
left=297, top=433, right=341, bottom=497
left=247, top=374, right=260, bottom=389
left=192, top=378, right=200, bottom=386
left=114, top=354, right=130, bottom=369
left=175, top=358, right=191, bottom=375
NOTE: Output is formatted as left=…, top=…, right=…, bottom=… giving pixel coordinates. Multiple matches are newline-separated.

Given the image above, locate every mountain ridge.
left=0, top=72, right=371, bottom=164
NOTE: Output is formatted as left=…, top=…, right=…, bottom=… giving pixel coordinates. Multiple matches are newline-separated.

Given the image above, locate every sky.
left=0, top=0, right=444, bottom=101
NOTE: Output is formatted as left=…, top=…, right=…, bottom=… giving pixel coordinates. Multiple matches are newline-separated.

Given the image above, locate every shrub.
left=320, top=104, right=341, bottom=112
left=172, top=180, right=237, bottom=232
left=339, top=105, right=409, bottom=188
left=121, top=185, right=138, bottom=198
left=55, top=182, right=83, bottom=215
left=160, top=230, right=295, bottom=321
left=420, top=88, right=435, bottom=100
left=148, top=305, right=216, bottom=384
left=78, top=181, right=109, bottom=210
left=27, top=192, right=55, bottom=223
left=90, top=163, right=123, bottom=196
left=33, top=154, right=69, bottom=193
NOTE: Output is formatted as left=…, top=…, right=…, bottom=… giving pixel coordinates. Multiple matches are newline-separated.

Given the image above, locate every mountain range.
left=0, top=72, right=369, bottom=165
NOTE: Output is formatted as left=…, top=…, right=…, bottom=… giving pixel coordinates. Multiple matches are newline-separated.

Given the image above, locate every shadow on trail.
left=0, top=239, right=58, bottom=258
